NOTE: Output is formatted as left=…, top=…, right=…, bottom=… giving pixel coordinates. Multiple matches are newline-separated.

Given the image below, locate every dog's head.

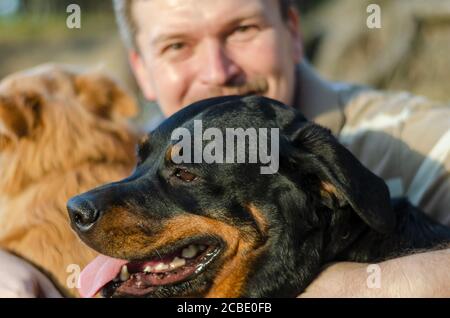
left=68, top=95, right=395, bottom=298
left=0, top=64, right=139, bottom=195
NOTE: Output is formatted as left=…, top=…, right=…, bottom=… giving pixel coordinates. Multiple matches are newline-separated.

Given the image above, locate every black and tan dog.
left=67, top=95, right=450, bottom=298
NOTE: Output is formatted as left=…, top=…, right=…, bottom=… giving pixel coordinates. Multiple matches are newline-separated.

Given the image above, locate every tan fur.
left=0, top=64, right=141, bottom=297
left=84, top=203, right=268, bottom=297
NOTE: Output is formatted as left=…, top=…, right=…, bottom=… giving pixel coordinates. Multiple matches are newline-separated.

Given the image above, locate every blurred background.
left=1, top=0, right=449, bottom=125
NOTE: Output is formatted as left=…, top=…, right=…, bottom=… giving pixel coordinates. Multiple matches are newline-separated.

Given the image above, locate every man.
left=1, top=0, right=449, bottom=297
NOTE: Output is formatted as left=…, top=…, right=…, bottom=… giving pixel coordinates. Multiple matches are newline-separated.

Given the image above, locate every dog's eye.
left=174, top=168, right=197, bottom=182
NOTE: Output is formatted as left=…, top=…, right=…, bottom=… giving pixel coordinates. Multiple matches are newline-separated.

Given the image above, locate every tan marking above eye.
left=139, top=134, right=150, bottom=147
left=166, top=143, right=183, bottom=163
left=321, top=181, right=338, bottom=195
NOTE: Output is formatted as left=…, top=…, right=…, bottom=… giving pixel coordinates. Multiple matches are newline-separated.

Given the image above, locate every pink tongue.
left=78, top=254, right=128, bottom=298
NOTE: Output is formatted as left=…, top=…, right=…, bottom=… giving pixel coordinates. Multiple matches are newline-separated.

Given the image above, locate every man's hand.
left=0, top=250, right=62, bottom=298
left=299, top=248, right=450, bottom=297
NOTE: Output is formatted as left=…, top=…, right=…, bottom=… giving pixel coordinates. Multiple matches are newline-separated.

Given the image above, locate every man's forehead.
left=132, top=0, right=279, bottom=40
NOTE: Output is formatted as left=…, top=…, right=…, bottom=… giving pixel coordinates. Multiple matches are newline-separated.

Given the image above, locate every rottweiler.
left=67, top=95, right=450, bottom=298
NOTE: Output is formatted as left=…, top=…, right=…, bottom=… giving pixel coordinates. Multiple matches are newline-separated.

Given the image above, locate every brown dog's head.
left=0, top=64, right=139, bottom=195
left=0, top=64, right=141, bottom=297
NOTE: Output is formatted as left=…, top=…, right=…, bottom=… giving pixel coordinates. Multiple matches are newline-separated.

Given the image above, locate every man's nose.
left=67, top=196, right=101, bottom=232
left=198, top=40, right=240, bottom=86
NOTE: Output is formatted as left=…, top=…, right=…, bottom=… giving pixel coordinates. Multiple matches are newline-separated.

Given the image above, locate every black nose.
left=67, top=196, right=100, bottom=232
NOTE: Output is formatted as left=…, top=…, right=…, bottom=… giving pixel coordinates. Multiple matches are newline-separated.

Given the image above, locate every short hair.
left=113, top=0, right=294, bottom=51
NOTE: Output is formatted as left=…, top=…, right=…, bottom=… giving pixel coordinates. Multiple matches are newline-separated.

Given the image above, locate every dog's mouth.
left=78, top=239, right=222, bottom=298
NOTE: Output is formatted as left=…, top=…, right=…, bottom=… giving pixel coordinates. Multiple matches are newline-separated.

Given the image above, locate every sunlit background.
left=1, top=0, right=449, bottom=125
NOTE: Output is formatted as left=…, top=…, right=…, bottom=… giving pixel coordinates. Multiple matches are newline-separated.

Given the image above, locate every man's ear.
left=0, top=92, right=41, bottom=143
left=74, top=72, right=139, bottom=119
left=286, top=6, right=303, bottom=64
left=128, top=50, right=156, bottom=101
left=286, top=121, right=396, bottom=234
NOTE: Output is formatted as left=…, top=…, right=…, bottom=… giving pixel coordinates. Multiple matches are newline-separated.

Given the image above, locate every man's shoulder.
left=338, top=86, right=450, bottom=163
left=336, top=87, right=450, bottom=225
left=340, top=88, right=448, bottom=127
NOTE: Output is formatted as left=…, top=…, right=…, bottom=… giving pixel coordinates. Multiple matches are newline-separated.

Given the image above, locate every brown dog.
left=0, top=64, right=140, bottom=297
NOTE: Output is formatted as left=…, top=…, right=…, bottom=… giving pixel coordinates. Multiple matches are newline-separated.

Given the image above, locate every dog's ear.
left=74, top=73, right=139, bottom=119
left=286, top=121, right=396, bottom=234
left=0, top=92, right=41, bottom=143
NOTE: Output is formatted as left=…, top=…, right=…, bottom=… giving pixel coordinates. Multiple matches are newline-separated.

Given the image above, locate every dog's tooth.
left=143, top=265, right=153, bottom=273
left=169, top=257, right=186, bottom=269
left=120, top=265, right=130, bottom=281
left=154, top=263, right=169, bottom=271
left=181, top=245, right=198, bottom=259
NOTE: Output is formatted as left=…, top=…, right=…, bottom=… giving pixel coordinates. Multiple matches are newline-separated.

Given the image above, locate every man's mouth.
left=202, top=78, right=269, bottom=99
left=78, top=239, right=222, bottom=298
left=233, top=79, right=269, bottom=97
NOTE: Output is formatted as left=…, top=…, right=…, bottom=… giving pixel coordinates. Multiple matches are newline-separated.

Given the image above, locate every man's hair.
left=113, top=0, right=294, bottom=51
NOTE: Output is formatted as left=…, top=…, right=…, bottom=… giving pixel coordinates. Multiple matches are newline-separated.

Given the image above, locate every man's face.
left=130, top=0, right=302, bottom=116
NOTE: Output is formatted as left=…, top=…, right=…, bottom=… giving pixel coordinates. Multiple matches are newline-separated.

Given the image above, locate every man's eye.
left=235, top=25, right=254, bottom=33
left=229, top=25, right=259, bottom=42
left=173, top=168, right=197, bottom=182
left=165, top=42, right=185, bottom=52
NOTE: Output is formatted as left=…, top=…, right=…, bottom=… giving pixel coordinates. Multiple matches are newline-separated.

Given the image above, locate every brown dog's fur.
left=0, top=64, right=140, bottom=297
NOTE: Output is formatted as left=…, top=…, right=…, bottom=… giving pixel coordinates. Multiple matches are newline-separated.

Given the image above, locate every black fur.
left=68, top=95, right=450, bottom=297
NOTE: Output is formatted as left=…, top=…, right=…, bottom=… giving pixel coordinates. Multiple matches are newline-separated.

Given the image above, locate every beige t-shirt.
left=297, top=61, right=449, bottom=226
left=337, top=90, right=450, bottom=226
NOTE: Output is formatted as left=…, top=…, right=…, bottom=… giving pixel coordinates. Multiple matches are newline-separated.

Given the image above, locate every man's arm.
left=0, top=250, right=62, bottom=298
left=299, top=247, right=450, bottom=297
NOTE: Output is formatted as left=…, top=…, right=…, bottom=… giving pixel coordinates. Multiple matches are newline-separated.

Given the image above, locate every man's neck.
left=293, top=61, right=346, bottom=135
